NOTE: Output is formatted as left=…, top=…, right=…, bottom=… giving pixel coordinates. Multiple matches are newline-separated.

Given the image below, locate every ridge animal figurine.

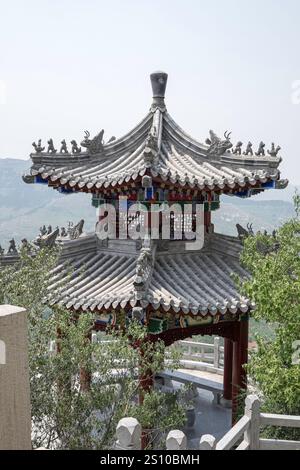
left=232, top=141, right=243, bottom=155
left=255, top=141, right=265, bottom=156
left=60, top=139, right=69, bottom=154
left=243, top=142, right=253, bottom=156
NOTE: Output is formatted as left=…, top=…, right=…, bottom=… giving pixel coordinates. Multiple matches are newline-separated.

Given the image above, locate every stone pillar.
left=0, top=305, right=31, bottom=449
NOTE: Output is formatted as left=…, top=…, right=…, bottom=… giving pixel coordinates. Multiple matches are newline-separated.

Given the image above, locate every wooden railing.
left=115, top=395, right=300, bottom=450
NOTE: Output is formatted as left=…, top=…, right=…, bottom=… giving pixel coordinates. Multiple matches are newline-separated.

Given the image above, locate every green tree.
left=240, top=199, right=300, bottom=439
left=0, top=245, right=185, bottom=449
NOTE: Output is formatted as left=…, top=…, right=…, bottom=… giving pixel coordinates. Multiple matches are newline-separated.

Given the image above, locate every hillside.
left=213, top=196, right=295, bottom=236
left=0, top=158, right=296, bottom=248
left=0, top=159, right=95, bottom=246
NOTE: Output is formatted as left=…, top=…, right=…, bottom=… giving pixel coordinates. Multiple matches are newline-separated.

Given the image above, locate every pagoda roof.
left=47, top=231, right=251, bottom=317
left=24, top=72, right=287, bottom=196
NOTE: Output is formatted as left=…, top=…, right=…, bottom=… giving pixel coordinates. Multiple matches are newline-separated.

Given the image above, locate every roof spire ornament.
left=150, top=71, right=168, bottom=111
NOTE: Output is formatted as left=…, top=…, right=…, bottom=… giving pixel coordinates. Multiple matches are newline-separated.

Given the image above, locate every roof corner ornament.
left=144, top=131, right=159, bottom=167
left=34, top=227, right=59, bottom=249
left=0, top=244, right=4, bottom=256
left=81, top=130, right=104, bottom=155
left=267, top=143, right=281, bottom=157
left=236, top=223, right=254, bottom=240
left=255, top=141, right=265, bottom=156
left=142, top=175, right=153, bottom=188
left=70, top=140, right=81, bottom=155
left=21, top=238, right=31, bottom=253
left=32, top=139, right=45, bottom=154
left=8, top=238, right=18, bottom=255
left=243, top=141, right=253, bottom=156
left=205, top=130, right=233, bottom=156
left=47, top=138, right=57, bottom=154
left=275, top=178, right=289, bottom=190
left=68, top=219, right=84, bottom=240
left=134, top=245, right=153, bottom=289
left=60, top=139, right=69, bottom=154
left=232, top=141, right=243, bottom=155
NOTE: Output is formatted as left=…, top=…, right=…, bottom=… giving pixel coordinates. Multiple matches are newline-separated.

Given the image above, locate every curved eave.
left=30, top=169, right=281, bottom=195
left=66, top=301, right=252, bottom=319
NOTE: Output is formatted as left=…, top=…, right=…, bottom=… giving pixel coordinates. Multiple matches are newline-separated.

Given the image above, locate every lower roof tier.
left=48, top=230, right=252, bottom=317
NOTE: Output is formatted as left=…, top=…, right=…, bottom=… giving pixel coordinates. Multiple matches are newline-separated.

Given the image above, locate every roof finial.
left=150, top=71, right=168, bottom=110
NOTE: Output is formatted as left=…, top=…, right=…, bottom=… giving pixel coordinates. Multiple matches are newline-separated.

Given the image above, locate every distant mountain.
left=0, top=158, right=95, bottom=246
left=0, top=158, right=296, bottom=248
left=213, top=196, right=295, bottom=236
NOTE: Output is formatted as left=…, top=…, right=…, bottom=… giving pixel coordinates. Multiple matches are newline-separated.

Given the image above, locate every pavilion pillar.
left=138, top=344, right=154, bottom=450
left=79, top=331, right=92, bottom=392
left=79, top=367, right=91, bottom=392
left=204, top=210, right=211, bottom=232
left=232, top=316, right=249, bottom=424
left=223, top=338, right=233, bottom=403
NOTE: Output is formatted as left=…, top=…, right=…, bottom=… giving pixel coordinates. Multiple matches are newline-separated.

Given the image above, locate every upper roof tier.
left=24, top=71, right=288, bottom=196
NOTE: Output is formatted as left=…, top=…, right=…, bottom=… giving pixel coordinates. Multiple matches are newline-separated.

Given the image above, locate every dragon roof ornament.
left=81, top=130, right=104, bottom=155
left=205, top=130, right=233, bottom=156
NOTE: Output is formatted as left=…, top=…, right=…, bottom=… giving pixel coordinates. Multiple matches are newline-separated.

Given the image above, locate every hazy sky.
left=1, top=0, right=300, bottom=183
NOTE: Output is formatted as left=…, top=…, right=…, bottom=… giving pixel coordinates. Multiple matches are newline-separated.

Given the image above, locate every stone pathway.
left=174, top=369, right=231, bottom=449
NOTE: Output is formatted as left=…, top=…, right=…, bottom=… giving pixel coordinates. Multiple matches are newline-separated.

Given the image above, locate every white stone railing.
left=175, top=338, right=224, bottom=374
left=88, top=336, right=224, bottom=375
left=115, top=395, right=300, bottom=450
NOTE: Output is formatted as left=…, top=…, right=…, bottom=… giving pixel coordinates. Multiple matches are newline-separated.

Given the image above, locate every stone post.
left=244, top=394, right=260, bottom=450
left=199, top=434, right=217, bottom=450
left=116, top=417, right=142, bottom=450
left=0, top=305, right=31, bottom=449
left=166, top=430, right=187, bottom=450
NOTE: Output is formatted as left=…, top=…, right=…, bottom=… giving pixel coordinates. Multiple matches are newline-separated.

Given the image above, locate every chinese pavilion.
left=20, top=71, right=287, bottom=420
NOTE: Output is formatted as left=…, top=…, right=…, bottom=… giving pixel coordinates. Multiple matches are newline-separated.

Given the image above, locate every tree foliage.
left=240, top=198, right=300, bottom=439
left=0, top=245, right=185, bottom=449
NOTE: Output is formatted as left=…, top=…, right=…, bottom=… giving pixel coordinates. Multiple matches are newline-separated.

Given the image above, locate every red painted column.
left=79, top=331, right=92, bottom=392
left=239, top=316, right=249, bottom=389
left=232, top=316, right=249, bottom=424
left=223, top=338, right=233, bottom=401
left=138, top=354, right=154, bottom=450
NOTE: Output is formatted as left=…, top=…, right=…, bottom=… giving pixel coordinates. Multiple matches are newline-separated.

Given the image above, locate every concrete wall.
left=0, top=305, right=31, bottom=449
